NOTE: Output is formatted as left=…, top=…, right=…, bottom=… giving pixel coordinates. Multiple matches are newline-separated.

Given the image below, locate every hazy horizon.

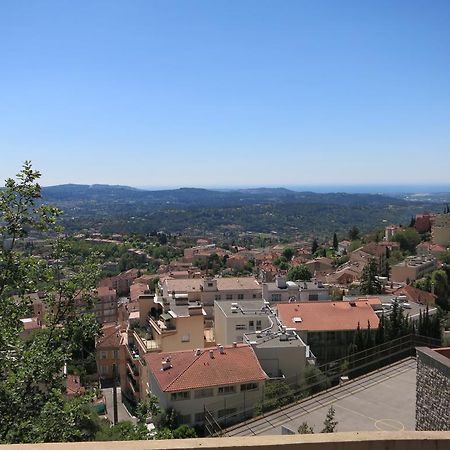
left=40, top=182, right=450, bottom=195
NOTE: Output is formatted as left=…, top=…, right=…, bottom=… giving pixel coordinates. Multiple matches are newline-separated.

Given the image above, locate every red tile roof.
left=145, top=344, right=267, bottom=392
left=277, top=301, right=379, bottom=332
left=393, top=285, right=436, bottom=305
left=96, top=324, right=124, bottom=349
left=66, top=374, right=86, bottom=397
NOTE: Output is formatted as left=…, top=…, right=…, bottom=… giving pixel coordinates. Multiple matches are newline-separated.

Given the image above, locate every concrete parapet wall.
left=3, top=432, right=450, bottom=450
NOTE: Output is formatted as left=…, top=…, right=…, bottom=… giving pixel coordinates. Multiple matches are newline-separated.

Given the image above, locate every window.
left=181, top=334, right=190, bottom=342
left=235, top=324, right=246, bottom=330
left=194, top=388, right=214, bottom=399
left=218, top=385, right=236, bottom=395
left=271, top=293, right=281, bottom=301
left=237, top=294, right=244, bottom=300
left=226, top=294, right=233, bottom=300
left=241, top=383, right=258, bottom=392
left=208, top=282, right=213, bottom=287
left=256, top=320, right=262, bottom=331
left=170, top=391, right=190, bottom=401
left=249, top=320, right=254, bottom=329
left=252, top=294, right=257, bottom=299
left=100, top=365, right=109, bottom=375
left=215, top=294, right=221, bottom=301
left=100, top=351, right=108, bottom=360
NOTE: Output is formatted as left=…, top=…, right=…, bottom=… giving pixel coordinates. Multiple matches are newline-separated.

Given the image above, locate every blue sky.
left=1, top=0, right=450, bottom=189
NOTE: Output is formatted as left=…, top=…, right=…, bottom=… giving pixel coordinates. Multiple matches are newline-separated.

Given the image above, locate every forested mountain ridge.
left=41, top=184, right=441, bottom=238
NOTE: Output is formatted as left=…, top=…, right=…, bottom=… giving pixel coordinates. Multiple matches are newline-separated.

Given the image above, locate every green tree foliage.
left=282, top=247, right=295, bottom=261
left=439, top=250, right=450, bottom=265
left=432, top=270, right=450, bottom=310
left=359, top=259, right=382, bottom=295
left=0, top=163, right=102, bottom=444
left=95, top=421, right=148, bottom=441
left=348, top=226, right=360, bottom=241
left=333, top=233, right=338, bottom=251
left=256, top=380, right=294, bottom=413
left=392, top=229, right=421, bottom=254
left=311, top=238, right=319, bottom=255
left=321, top=406, right=338, bottom=433
left=171, top=424, right=197, bottom=439
left=298, top=422, right=314, bottom=434
left=287, top=265, right=312, bottom=282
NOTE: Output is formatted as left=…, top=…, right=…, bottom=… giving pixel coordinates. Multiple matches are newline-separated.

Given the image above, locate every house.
left=304, top=257, right=333, bottom=274
left=98, top=269, right=140, bottom=296
left=415, top=213, right=435, bottom=234
left=416, top=242, right=447, bottom=258
left=393, top=285, right=437, bottom=306
left=96, top=323, right=126, bottom=384
left=338, top=240, right=351, bottom=255
left=94, top=286, right=118, bottom=323
left=145, top=344, right=268, bottom=426
left=262, top=276, right=300, bottom=303
left=277, top=300, right=379, bottom=363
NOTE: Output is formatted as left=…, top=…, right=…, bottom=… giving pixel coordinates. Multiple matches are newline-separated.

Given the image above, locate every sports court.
left=226, top=357, right=416, bottom=436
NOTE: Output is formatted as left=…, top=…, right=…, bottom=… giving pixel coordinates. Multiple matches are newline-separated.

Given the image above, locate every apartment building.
left=391, top=256, right=437, bottom=283
left=277, top=300, right=380, bottom=363
left=160, top=276, right=262, bottom=321
left=214, top=300, right=271, bottom=345
left=145, top=344, right=268, bottom=426
left=432, top=213, right=450, bottom=247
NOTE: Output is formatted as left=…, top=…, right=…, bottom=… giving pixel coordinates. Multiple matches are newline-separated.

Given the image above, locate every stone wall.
left=416, top=347, right=450, bottom=431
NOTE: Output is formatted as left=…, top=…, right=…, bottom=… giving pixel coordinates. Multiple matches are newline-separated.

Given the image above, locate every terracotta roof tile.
left=145, top=344, right=267, bottom=392
left=277, top=301, right=379, bottom=332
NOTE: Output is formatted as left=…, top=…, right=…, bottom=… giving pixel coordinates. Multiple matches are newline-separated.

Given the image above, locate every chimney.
left=209, top=350, right=214, bottom=359
left=232, top=342, right=237, bottom=348
left=219, top=345, right=224, bottom=354
left=195, top=348, right=201, bottom=356
left=161, top=357, right=172, bottom=371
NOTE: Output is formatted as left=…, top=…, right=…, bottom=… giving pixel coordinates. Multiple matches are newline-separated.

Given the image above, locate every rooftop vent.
left=349, top=302, right=357, bottom=307
left=219, top=345, right=225, bottom=354
left=195, top=348, right=201, bottom=356
left=293, top=317, right=302, bottom=323
left=209, top=350, right=214, bottom=359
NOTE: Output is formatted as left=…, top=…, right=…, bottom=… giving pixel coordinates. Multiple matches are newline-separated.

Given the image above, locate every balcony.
left=127, top=373, right=140, bottom=395
left=126, top=359, right=139, bottom=379
left=148, top=315, right=176, bottom=334
left=4, top=432, right=450, bottom=449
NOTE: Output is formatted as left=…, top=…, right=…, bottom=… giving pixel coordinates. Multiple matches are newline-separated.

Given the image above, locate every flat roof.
left=215, top=299, right=267, bottom=317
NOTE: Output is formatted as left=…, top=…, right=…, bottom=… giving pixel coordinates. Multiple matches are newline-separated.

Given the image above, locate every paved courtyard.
left=226, top=357, right=417, bottom=436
